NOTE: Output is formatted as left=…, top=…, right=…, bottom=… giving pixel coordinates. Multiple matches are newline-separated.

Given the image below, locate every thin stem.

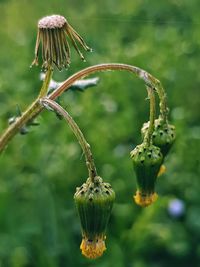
left=156, top=81, right=169, bottom=123
left=48, top=64, right=168, bottom=123
left=146, top=76, right=168, bottom=123
left=41, top=98, right=97, bottom=180
left=39, top=66, right=53, bottom=97
left=0, top=63, right=165, bottom=153
left=48, top=63, right=157, bottom=100
left=143, top=87, right=156, bottom=146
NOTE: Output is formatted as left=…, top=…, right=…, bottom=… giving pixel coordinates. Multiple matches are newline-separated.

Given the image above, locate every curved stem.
left=48, top=63, right=168, bottom=123
left=143, top=87, right=156, bottom=146
left=48, top=63, right=157, bottom=100
left=0, top=63, right=165, bottom=153
left=41, top=98, right=97, bottom=181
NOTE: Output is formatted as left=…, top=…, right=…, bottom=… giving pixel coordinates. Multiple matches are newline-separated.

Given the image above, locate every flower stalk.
left=40, top=98, right=97, bottom=180
left=143, top=87, right=156, bottom=146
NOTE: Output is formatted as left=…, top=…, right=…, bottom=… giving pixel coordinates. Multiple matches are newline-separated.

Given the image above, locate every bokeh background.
left=0, top=0, right=200, bottom=266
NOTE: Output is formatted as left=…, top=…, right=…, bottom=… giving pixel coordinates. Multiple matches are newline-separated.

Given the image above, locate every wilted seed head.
left=31, top=15, right=92, bottom=70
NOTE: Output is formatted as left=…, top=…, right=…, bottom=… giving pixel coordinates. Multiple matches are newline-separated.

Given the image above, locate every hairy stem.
left=41, top=98, right=97, bottom=180
left=143, top=87, right=156, bottom=146
left=0, top=63, right=166, bottom=153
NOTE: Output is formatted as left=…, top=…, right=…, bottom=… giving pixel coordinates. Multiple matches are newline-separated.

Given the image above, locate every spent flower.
left=31, top=15, right=91, bottom=70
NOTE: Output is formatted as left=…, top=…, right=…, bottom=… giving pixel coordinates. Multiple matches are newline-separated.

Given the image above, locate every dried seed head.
left=31, top=14, right=92, bottom=70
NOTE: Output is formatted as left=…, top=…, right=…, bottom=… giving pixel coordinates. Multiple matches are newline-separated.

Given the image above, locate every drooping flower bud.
left=130, top=143, right=163, bottom=207
left=141, top=118, right=176, bottom=157
left=31, top=15, right=91, bottom=70
left=74, top=176, right=115, bottom=259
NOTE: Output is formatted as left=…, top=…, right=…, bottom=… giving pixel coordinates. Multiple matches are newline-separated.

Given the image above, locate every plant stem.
left=0, top=63, right=166, bottom=153
left=48, top=63, right=157, bottom=99
left=39, top=66, right=53, bottom=97
left=41, top=98, right=97, bottom=181
left=156, top=81, right=169, bottom=123
left=143, top=87, right=156, bottom=146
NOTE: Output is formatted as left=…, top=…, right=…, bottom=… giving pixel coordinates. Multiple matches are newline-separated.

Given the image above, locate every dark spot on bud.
left=141, top=160, right=144, bottom=164
left=80, top=191, right=84, bottom=195
left=157, top=124, right=161, bottom=128
left=143, top=148, right=146, bottom=152
left=89, top=197, right=93, bottom=201
left=160, top=131, right=163, bottom=136
left=95, top=188, right=99, bottom=193
left=153, top=134, right=156, bottom=138
left=164, top=128, right=168, bottom=132
left=171, top=133, right=174, bottom=138
left=88, top=239, right=93, bottom=242
left=89, top=187, right=94, bottom=191
left=139, top=151, right=142, bottom=155
left=148, top=153, right=152, bottom=158
left=106, top=190, right=110, bottom=195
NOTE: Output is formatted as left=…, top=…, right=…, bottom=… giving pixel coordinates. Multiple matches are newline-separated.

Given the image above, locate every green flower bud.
left=141, top=118, right=176, bottom=157
left=130, top=143, right=163, bottom=207
left=74, top=176, right=115, bottom=259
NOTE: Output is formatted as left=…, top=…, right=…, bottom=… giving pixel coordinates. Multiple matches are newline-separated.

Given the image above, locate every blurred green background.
left=0, top=0, right=200, bottom=266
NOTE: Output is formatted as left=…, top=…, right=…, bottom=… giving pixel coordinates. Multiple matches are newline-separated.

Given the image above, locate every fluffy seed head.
left=38, top=15, right=67, bottom=29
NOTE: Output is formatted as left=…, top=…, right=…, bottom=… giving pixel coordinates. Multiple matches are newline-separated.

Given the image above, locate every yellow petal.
left=134, top=190, right=158, bottom=207
left=80, top=236, right=106, bottom=259
left=158, top=165, right=166, bottom=177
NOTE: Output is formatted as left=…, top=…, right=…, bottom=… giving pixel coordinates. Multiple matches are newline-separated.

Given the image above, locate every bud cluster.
left=130, top=114, right=176, bottom=207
